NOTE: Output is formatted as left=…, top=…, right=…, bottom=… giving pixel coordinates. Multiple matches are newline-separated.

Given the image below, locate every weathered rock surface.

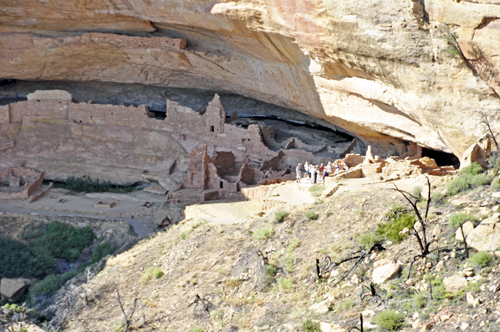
left=443, top=274, right=468, bottom=293
left=1, top=0, right=500, bottom=158
left=152, top=204, right=185, bottom=227
left=320, top=322, right=347, bottom=332
left=0, top=278, right=31, bottom=302
left=372, top=263, right=400, bottom=284
left=309, top=299, right=331, bottom=314
left=467, top=213, right=500, bottom=252
left=455, top=221, right=475, bottom=241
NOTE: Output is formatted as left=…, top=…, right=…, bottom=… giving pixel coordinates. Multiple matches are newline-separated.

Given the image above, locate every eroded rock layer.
left=1, top=0, right=500, bottom=158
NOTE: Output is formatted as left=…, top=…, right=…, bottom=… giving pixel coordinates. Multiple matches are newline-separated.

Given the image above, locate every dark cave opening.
left=421, top=147, right=460, bottom=168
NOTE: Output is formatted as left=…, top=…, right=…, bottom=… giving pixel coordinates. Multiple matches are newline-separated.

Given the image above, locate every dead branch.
left=359, top=282, right=384, bottom=302
left=350, top=313, right=364, bottom=332
left=257, top=250, right=268, bottom=266
left=391, top=176, right=436, bottom=278
left=188, top=294, right=215, bottom=318
left=113, top=282, right=137, bottom=332
left=479, top=111, right=500, bottom=151
left=331, top=241, right=385, bottom=287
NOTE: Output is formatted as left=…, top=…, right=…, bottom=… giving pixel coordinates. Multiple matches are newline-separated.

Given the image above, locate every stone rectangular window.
left=210, top=125, right=215, bottom=132
left=220, top=181, right=224, bottom=189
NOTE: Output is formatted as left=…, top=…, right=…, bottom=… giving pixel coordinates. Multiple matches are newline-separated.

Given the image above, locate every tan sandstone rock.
left=443, top=274, right=468, bottom=293
left=320, top=322, right=347, bottom=332
left=0, top=278, right=31, bottom=302
left=309, top=299, right=331, bottom=314
left=455, top=221, right=475, bottom=241
left=467, top=214, right=500, bottom=252
left=372, top=263, right=401, bottom=284
left=1, top=0, right=500, bottom=160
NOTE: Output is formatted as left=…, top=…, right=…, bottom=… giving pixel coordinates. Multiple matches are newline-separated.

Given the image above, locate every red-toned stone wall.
left=211, top=151, right=235, bottom=176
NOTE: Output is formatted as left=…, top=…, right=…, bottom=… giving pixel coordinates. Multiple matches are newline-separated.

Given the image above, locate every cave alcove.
left=421, top=147, right=460, bottom=168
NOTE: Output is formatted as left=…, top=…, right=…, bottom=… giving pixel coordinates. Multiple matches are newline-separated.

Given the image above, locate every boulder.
left=461, top=143, right=487, bottom=169
left=418, top=157, right=439, bottom=170
left=455, top=221, right=475, bottom=241
left=466, top=213, right=500, bottom=251
left=152, top=204, right=185, bottom=227
left=0, top=278, right=31, bottom=302
left=309, top=299, right=330, bottom=314
left=372, top=263, right=400, bottom=284
left=443, top=274, right=467, bottom=293
left=320, top=322, right=347, bottom=332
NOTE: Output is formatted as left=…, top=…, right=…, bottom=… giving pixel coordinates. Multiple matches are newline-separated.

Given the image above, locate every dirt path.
left=0, top=176, right=430, bottom=234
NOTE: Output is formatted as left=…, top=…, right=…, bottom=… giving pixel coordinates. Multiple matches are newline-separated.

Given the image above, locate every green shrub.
left=373, top=310, right=404, bottom=331
left=274, top=210, right=288, bottom=223
left=449, top=213, right=478, bottom=228
left=465, top=279, right=484, bottom=293
left=385, top=203, right=406, bottom=220
left=412, top=186, right=423, bottom=198
left=430, top=276, right=447, bottom=300
left=356, top=233, right=381, bottom=250
left=304, top=211, right=318, bottom=220
left=17, top=327, right=28, bottom=332
left=487, top=154, right=500, bottom=174
left=186, top=327, right=204, bottom=332
left=302, top=319, right=321, bottom=332
left=253, top=226, right=274, bottom=240
left=30, top=270, right=78, bottom=296
left=470, top=173, right=492, bottom=186
left=446, top=164, right=492, bottom=196
left=491, top=178, right=500, bottom=189
left=0, top=238, right=54, bottom=279
left=413, top=294, right=426, bottom=309
left=265, top=264, right=278, bottom=277
left=468, top=251, right=493, bottom=268
left=32, top=221, right=96, bottom=262
left=337, top=299, right=354, bottom=311
left=276, top=277, right=294, bottom=291
left=141, top=267, right=165, bottom=284
left=309, top=185, right=325, bottom=197
left=91, top=241, right=116, bottom=264
left=377, top=214, right=415, bottom=243
left=2, top=303, right=22, bottom=312
left=55, top=175, right=137, bottom=193
left=446, top=174, right=473, bottom=196
left=431, top=191, right=448, bottom=206
left=460, top=162, right=484, bottom=176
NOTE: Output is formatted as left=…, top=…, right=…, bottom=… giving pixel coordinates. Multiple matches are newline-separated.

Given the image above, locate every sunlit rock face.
left=1, top=0, right=500, bottom=158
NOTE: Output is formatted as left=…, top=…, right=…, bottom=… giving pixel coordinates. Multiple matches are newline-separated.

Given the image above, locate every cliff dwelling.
left=0, top=89, right=359, bottom=202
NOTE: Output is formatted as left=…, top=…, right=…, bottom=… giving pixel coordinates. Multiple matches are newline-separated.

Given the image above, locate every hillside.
left=12, top=164, right=497, bottom=332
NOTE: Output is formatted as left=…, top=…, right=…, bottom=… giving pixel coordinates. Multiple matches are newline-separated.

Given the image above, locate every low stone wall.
left=29, top=182, right=53, bottom=203
left=262, top=199, right=288, bottom=212
left=241, top=186, right=272, bottom=201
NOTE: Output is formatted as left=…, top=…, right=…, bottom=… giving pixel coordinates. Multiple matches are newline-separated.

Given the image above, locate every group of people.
left=295, top=161, right=348, bottom=184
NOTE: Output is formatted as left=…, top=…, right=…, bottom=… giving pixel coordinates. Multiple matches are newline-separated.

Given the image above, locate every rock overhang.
left=0, top=0, right=500, bottom=160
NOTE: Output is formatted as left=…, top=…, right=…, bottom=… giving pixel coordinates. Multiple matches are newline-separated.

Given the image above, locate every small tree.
left=449, top=213, right=478, bottom=258
left=391, top=176, right=435, bottom=277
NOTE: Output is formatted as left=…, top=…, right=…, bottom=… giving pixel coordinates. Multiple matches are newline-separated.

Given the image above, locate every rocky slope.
left=1, top=0, right=500, bottom=158
left=16, top=172, right=500, bottom=332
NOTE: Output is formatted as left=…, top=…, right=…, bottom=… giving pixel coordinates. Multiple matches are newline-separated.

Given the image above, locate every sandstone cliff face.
left=1, top=0, right=500, bottom=158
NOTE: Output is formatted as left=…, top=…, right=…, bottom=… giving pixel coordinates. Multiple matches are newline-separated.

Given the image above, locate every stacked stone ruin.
left=0, top=90, right=355, bottom=203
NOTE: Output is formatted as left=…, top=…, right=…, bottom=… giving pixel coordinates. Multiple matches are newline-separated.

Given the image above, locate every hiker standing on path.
left=310, top=165, right=317, bottom=184
left=304, top=161, right=310, bottom=179
left=296, top=163, right=303, bottom=183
